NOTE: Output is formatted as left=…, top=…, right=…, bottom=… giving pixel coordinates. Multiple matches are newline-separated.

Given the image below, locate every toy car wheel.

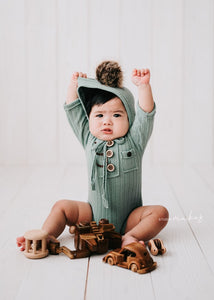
left=107, top=256, right=114, bottom=265
left=130, top=263, right=138, bottom=272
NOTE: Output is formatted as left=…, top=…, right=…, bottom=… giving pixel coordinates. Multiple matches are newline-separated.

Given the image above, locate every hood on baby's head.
left=77, top=61, right=136, bottom=128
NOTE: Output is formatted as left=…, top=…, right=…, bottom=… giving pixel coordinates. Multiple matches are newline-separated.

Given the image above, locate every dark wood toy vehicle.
left=103, top=242, right=157, bottom=274
left=48, top=219, right=122, bottom=259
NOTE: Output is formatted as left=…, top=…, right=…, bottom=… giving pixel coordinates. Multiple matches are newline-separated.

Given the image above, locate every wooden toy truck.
left=48, top=219, right=122, bottom=259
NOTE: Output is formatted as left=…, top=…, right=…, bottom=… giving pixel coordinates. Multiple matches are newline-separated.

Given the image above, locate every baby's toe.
left=16, top=236, right=26, bottom=250
left=16, top=236, right=25, bottom=243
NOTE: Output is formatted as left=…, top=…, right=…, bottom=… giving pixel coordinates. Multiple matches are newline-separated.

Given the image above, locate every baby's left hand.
left=131, top=68, right=150, bottom=86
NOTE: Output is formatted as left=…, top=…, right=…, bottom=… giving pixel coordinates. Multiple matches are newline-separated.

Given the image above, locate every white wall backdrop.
left=0, top=0, right=213, bottom=165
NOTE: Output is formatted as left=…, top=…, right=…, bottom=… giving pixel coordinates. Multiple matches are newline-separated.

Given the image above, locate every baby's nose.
left=103, top=118, right=112, bottom=125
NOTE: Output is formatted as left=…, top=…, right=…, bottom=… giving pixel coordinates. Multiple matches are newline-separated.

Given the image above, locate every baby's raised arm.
left=131, top=69, right=154, bottom=113
left=66, top=72, right=87, bottom=105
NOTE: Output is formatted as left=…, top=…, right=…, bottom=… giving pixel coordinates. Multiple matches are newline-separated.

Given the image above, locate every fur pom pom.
left=96, top=61, right=123, bottom=88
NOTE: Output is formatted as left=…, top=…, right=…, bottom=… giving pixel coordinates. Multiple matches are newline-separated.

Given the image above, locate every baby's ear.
left=96, top=61, right=123, bottom=88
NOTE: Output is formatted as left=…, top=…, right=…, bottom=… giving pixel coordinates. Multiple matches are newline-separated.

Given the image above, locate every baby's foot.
left=69, top=225, right=76, bottom=234
left=16, top=236, right=25, bottom=251
left=122, top=234, right=145, bottom=248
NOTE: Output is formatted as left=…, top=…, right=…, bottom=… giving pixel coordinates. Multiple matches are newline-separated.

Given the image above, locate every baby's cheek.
left=89, top=122, right=99, bottom=138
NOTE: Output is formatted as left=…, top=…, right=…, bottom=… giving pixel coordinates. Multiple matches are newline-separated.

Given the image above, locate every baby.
left=17, top=61, right=168, bottom=250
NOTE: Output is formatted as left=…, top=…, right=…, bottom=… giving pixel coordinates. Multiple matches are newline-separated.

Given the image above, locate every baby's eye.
left=113, top=114, right=121, bottom=118
left=96, top=114, right=103, bottom=118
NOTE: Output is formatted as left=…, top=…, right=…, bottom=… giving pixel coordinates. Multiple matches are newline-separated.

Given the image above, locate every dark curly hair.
left=85, top=88, right=116, bottom=116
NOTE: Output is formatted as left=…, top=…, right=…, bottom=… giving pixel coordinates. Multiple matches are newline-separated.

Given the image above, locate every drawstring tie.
left=90, top=138, right=125, bottom=209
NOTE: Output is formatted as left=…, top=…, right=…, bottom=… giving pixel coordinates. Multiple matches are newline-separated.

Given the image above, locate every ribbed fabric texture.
left=64, top=77, right=156, bottom=233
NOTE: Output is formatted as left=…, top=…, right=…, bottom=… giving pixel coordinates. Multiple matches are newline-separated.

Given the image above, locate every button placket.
left=106, top=149, right=113, bottom=158
left=106, top=140, right=114, bottom=147
left=106, top=141, right=115, bottom=172
left=107, top=163, right=115, bottom=172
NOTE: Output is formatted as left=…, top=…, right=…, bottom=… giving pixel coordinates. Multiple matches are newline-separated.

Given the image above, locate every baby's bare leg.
left=122, top=205, right=169, bottom=247
left=17, top=200, right=92, bottom=251
left=42, top=199, right=92, bottom=238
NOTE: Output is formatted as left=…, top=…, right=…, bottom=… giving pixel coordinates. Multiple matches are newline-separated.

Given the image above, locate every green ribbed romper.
left=64, top=77, right=156, bottom=234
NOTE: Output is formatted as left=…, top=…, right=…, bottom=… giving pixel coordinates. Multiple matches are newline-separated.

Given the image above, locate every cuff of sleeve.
left=137, top=102, right=156, bottom=117
left=64, top=98, right=80, bottom=111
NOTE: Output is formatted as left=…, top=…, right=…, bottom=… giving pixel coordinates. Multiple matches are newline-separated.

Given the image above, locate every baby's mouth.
left=102, top=128, right=113, bottom=134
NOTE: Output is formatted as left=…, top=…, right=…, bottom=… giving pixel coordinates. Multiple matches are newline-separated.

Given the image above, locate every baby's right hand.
left=66, top=72, right=87, bottom=105
left=71, top=72, right=87, bottom=86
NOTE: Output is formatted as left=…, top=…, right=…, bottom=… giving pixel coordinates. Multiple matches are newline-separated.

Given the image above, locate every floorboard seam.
left=150, top=273, right=157, bottom=300
left=84, top=257, right=90, bottom=300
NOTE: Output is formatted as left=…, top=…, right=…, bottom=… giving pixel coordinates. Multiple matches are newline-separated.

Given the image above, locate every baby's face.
left=89, top=97, right=129, bottom=141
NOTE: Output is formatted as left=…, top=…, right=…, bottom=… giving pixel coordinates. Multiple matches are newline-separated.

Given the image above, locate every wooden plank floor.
left=0, top=164, right=214, bottom=300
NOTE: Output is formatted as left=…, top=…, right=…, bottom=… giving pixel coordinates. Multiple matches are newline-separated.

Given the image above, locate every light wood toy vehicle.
left=24, top=229, right=49, bottom=259
left=103, top=242, right=157, bottom=274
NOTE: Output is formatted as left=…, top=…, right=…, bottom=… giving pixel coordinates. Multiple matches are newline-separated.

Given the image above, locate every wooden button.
left=127, top=151, right=132, bottom=157
left=107, top=164, right=115, bottom=172
left=106, top=150, right=113, bottom=158
left=106, top=141, right=114, bottom=147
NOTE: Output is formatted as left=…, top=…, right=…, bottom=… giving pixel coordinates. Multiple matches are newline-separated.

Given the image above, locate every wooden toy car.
left=148, top=238, right=166, bottom=255
left=103, top=242, right=157, bottom=274
left=48, top=219, right=122, bottom=259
